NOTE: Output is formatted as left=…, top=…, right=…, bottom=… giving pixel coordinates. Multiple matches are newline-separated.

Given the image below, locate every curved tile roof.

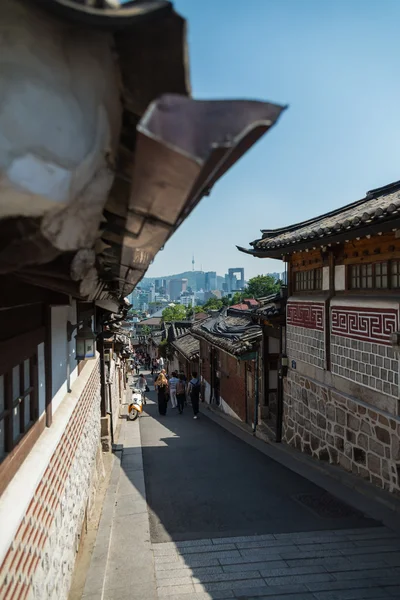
left=246, top=180, right=400, bottom=255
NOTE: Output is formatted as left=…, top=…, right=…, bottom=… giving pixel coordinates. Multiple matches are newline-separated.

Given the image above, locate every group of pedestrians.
left=131, top=350, right=164, bottom=376
left=154, top=370, right=201, bottom=419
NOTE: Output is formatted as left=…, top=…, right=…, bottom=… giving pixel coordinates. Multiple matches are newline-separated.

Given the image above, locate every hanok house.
left=192, top=309, right=262, bottom=424
left=0, top=1, right=285, bottom=597
left=165, top=321, right=200, bottom=379
left=240, top=179, right=400, bottom=493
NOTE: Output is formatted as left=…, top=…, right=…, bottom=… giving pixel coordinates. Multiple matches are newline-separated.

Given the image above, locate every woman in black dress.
left=155, top=370, right=168, bottom=415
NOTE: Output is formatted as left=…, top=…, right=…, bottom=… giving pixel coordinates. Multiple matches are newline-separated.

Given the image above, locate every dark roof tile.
left=244, top=180, right=400, bottom=254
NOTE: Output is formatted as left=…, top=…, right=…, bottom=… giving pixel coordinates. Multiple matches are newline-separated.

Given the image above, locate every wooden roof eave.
left=103, top=95, right=286, bottom=300
left=239, top=214, right=400, bottom=259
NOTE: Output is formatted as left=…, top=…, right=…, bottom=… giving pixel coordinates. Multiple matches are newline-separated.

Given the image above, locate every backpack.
left=176, top=381, right=185, bottom=395
left=190, top=378, right=200, bottom=397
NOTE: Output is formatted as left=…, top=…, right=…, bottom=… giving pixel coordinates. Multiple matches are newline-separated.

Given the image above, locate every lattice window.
left=0, top=355, right=38, bottom=462
left=391, top=260, right=400, bottom=288
left=294, top=268, right=322, bottom=292
left=348, top=261, right=400, bottom=290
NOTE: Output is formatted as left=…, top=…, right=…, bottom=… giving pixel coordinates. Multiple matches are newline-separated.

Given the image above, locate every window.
left=294, top=268, right=322, bottom=292
left=0, top=354, right=38, bottom=462
left=349, top=261, right=400, bottom=290
left=391, top=260, right=400, bottom=288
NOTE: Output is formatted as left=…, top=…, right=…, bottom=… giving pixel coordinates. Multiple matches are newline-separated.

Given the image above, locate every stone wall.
left=287, top=324, right=325, bottom=369
left=283, top=369, right=400, bottom=494
left=0, top=359, right=103, bottom=600
left=331, top=334, right=398, bottom=398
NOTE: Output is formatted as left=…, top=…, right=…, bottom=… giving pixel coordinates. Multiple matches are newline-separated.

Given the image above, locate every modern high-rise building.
left=195, top=272, right=206, bottom=291
left=227, top=268, right=245, bottom=291
left=216, top=275, right=224, bottom=290
left=205, top=271, right=217, bottom=291
left=155, top=279, right=160, bottom=292
left=169, top=278, right=187, bottom=300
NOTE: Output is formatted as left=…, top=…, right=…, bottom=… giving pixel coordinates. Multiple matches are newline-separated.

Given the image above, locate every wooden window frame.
left=347, top=260, right=400, bottom=291
left=294, top=267, right=323, bottom=293
left=0, top=327, right=44, bottom=494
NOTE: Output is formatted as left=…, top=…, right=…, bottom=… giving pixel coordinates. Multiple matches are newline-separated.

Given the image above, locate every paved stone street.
left=83, top=377, right=400, bottom=600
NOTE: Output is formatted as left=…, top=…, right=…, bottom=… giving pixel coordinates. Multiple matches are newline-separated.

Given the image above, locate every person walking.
left=137, top=372, right=147, bottom=404
left=176, top=373, right=186, bottom=414
left=155, top=370, right=168, bottom=416
left=188, top=372, right=201, bottom=419
left=168, top=371, right=179, bottom=409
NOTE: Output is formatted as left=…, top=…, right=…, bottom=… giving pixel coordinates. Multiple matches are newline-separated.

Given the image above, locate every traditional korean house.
left=251, top=292, right=287, bottom=441
left=171, top=333, right=200, bottom=381
left=239, top=179, right=400, bottom=493
left=0, top=1, right=286, bottom=597
left=192, top=309, right=262, bottom=424
left=164, top=320, right=198, bottom=376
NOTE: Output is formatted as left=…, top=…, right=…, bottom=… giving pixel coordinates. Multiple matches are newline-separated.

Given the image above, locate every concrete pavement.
left=82, top=374, right=400, bottom=600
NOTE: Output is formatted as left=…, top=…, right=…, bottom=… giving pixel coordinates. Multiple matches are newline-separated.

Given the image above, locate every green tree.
left=231, top=292, right=245, bottom=305
left=202, top=298, right=223, bottom=311
left=244, top=274, right=280, bottom=298
left=158, top=339, right=175, bottom=360
left=162, top=304, right=187, bottom=322
left=142, top=325, right=151, bottom=336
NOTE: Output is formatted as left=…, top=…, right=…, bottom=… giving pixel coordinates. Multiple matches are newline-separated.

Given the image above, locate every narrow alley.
left=82, top=376, right=400, bottom=600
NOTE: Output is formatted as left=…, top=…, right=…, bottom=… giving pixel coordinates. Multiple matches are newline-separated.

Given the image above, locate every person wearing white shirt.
left=168, top=371, right=179, bottom=409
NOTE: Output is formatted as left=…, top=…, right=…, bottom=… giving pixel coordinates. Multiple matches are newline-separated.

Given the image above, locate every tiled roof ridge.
left=250, top=179, right=400, bottom=247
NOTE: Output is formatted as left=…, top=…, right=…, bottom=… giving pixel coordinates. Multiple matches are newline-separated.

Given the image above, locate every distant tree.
left=202, top=298, right=223, bottom=311
left=193, top=305, right=205, bottom=313
left=158, top=339, right=175, bottom=360
left=142, top=325, right=151, bottom=336
left=244, top=275, right=280, bottom=298
left=231, top=292, right=245, bottom=305
left=162, top=304, right=187, bottom=322
left=186, top=305, right=204, bottom=319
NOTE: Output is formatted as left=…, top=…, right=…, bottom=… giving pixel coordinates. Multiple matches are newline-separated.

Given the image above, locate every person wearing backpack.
left=188, top=372, right=201, bottom=419
left=176, top=373, right=186, bottom=414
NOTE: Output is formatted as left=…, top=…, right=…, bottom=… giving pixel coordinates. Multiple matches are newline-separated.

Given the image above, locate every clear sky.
left=146, top=0, right=400, bottom=280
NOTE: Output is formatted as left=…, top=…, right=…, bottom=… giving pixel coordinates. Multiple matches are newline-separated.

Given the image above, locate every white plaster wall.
left=322, top=266, right=330, bottom=290
left=51, top=303, right=78, bottom=415
left=335, top=265, right=346, bottom=291
left=203, top=378, right=211, bottom=404
left=51, top=306, right=69, bottom=415
left=0, top=0, right=121, bottom=249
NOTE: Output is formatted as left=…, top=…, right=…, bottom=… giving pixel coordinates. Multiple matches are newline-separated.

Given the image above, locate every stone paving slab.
left=151, top=529, right=400, bottom=599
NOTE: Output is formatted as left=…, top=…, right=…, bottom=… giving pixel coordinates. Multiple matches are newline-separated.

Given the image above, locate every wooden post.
left=44, top=305, right=52, bottom=428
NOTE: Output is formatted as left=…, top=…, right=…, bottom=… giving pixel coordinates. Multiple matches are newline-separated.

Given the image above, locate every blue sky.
left=146, top=0, right=400, bottom=280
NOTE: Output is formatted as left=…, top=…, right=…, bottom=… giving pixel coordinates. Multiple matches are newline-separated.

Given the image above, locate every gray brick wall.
left=287, top=325, right=325, bottom=369
left=331, top=334, right=398, bottom=398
